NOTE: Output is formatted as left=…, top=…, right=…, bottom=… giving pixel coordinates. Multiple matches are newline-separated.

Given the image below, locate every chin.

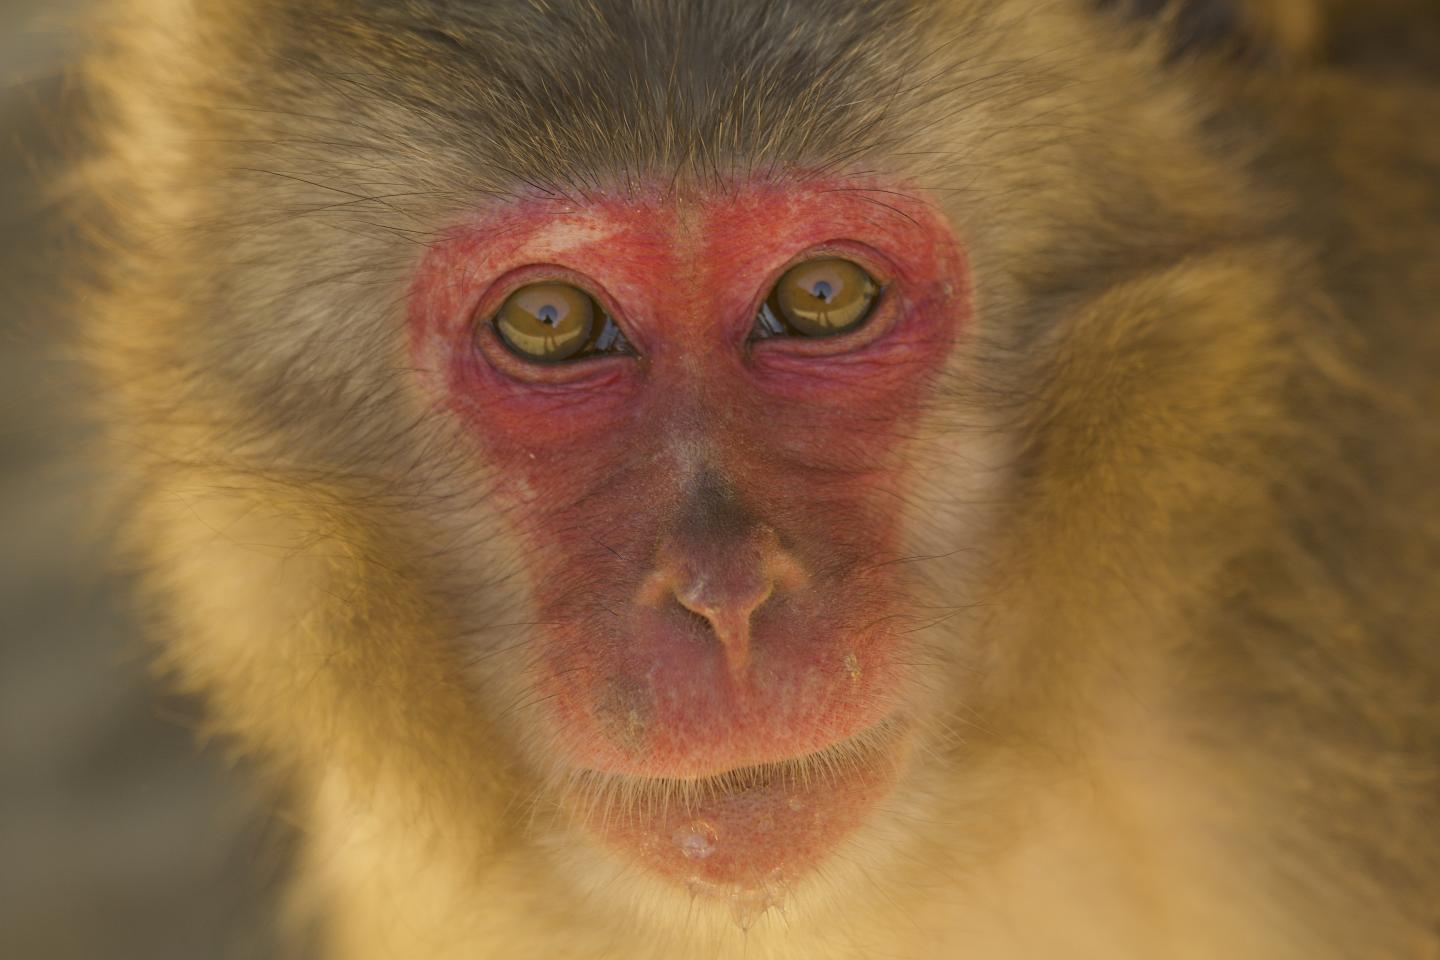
left=554, top=712, right=916, bottom=909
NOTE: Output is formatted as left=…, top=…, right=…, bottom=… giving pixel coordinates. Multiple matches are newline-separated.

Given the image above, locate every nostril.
left=636, top=506, right=809, bottom=682
left=671, top=595, right=715, bottom=634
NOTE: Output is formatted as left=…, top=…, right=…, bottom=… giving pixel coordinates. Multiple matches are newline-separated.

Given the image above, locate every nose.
left=638, top=477, right=807, bottom=680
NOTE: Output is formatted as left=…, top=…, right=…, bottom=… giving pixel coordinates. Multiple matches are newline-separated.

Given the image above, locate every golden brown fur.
left=81, top=0, right=1439, bottom=957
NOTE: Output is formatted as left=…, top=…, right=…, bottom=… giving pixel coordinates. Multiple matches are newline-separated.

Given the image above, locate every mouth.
left=562, top=714, right=911, bottom=923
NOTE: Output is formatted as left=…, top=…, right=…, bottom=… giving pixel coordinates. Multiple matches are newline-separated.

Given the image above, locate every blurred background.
left=1, top=3, right=286, bottom=956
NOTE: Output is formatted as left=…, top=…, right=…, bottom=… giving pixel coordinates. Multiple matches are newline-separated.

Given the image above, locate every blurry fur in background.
left=1, top=3, right=289, bottom=959
left=71, top=0, right=1440, bottom=958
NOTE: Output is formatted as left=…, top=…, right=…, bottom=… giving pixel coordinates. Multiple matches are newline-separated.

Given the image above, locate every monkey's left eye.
left=755, top=258, right=881, bottom=340
left=493, top=282, right=629, bottom=363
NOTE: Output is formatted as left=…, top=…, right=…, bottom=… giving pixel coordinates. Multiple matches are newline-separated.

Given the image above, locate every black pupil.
left=811, top=280, right=834, bottom=302
left=537, top=304, right=560, bottom=326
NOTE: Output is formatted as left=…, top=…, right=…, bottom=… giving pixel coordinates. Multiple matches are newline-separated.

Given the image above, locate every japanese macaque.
left=81, top=0, right=1439, bottom=957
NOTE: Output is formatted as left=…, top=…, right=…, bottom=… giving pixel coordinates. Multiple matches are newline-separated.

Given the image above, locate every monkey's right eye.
left=493, top=282, right=625, bottom=363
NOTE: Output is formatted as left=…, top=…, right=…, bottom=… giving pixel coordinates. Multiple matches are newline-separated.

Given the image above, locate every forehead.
left=447, top=178, right=935, bottom=240
left=318, top=0, right=934, bottom=193
left=425, top=177, right=958, bottom=294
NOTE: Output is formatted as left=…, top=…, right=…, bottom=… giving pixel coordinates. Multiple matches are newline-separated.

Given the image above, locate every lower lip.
left=566, top=718, right=910, bottom=912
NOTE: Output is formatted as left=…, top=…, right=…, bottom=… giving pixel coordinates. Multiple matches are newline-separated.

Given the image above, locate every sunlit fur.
left=80, top=0, right=1439, bottom=957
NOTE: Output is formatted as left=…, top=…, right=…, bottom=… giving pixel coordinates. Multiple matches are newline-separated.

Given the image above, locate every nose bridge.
left=671, top=471, right=756, bottom=554
left=665, top=473, right=776, bottom=621
left=640, top=470, right=807, bottom=680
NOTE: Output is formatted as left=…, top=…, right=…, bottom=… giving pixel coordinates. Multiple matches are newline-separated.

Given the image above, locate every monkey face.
left=410, top=178, right=972, bottom=893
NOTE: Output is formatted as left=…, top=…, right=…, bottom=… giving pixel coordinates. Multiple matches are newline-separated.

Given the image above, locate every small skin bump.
left=596, top=677, right=653, bottom=754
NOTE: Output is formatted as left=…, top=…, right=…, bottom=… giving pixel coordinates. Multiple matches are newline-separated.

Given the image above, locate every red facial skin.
left=410, top=178, right=968, bottom=894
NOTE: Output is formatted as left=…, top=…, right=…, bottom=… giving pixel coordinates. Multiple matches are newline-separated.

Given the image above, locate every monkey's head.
left=90, top=0, right=1288, bottom=933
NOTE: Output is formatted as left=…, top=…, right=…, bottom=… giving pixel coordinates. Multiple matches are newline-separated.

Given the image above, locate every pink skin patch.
left=410, top=177, right=969, bottom=893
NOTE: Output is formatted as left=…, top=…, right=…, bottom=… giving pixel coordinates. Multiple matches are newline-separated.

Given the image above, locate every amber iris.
left=494, top=282, right=598, bottom=362
left=772, top=258, right=880, bottom=337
